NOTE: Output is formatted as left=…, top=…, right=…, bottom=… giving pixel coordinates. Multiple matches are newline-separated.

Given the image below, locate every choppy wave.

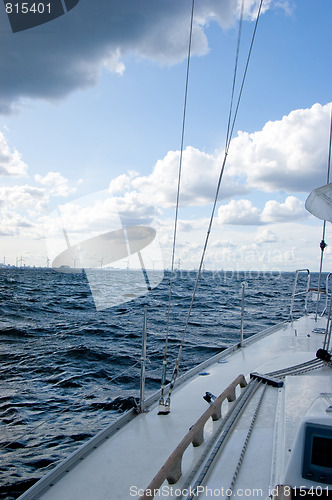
left=0, top=268, right=321, bottom=499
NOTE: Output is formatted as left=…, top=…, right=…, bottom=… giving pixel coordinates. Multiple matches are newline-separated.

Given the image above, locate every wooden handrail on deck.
left=139, top=374, right=247, bottom=500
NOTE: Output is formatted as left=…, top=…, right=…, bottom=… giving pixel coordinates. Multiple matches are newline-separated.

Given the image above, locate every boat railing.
left=240, top=281, right=247, bottom=344
left=320, top=272, right=332, bottom=316
left=289, top=269, right=310, bottom=321
left=139, top=374, right=247, bottom=500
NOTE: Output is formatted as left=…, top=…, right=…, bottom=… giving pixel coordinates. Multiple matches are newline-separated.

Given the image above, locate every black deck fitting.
left=316, top=348, right=332, bottom=363
left=250, top=372, right=284, bottom=388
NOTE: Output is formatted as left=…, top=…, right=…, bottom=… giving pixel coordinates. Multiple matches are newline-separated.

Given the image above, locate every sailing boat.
left=17, top=2, right=332, bottom=500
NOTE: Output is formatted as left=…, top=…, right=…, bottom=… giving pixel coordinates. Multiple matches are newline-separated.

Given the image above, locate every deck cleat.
left=203, top=392, right=216, bottom=404
left=158, top=398, right=170, bottom=415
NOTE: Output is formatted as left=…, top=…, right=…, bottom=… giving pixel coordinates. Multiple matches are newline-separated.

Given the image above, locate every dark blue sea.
left=0, top=268, right=323, bottom=499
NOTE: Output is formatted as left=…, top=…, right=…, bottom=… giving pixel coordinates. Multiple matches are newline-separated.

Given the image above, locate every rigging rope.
left=226, top=384, right=267, bottom=499
left=163, top=0, right=265, bottom=411
left=225, top=0, right=245, bottom=149
left=159, top=0, right=195, bottom=406
left=315, top=104, right=332, bottom=320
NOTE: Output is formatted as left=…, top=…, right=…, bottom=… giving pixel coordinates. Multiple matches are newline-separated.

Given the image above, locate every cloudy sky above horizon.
left=0, top=0, right=332, bottom=272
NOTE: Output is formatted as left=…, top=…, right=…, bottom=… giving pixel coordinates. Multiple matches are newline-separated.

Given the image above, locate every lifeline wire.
left=160, top=0, right=195, bottom=404
left=166, top=0, right=264, bottom=404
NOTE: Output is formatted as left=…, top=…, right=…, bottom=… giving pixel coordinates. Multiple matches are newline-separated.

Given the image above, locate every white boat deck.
left=19, top=314, right=332, bottom=499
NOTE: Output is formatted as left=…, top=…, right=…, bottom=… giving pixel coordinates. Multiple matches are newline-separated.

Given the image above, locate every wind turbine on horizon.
left=150, top=258, right=158, bottom=271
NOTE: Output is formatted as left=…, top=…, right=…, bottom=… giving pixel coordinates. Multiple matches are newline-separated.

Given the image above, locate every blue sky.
left=0, top=0, right=332, bottom=272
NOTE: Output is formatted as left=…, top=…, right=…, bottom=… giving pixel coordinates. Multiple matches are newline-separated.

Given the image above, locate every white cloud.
left=0, top=185, right=47, bottom=211
left=217, top=199, right=261, bottom=225
left=115, top=190, right=160, bottom=225
left=0, top=185, right=48, bottom=238
left=54, top=197, right=120, bottom=235
left=0, top=132, right=28, bottom=177
left=228, top=103, right=331, bottom=193
left=211, top=238, right=237, bottom=248
left=255, top=227, right=278, bottom=244
left=105, top=103, right=331, bottom=212
left=42, top=189, right=160, bottom=247
left=108, top=170, right=139, bottom=194
left=261, top=196, right=306, bottom=223
left=0, top=208, right=33, bottom=236
left=136, top=11, right=209, bottom=66
left=216, top=195, right=307, bottom=226
left=103, top=48, right=125, bottom=76
left=34, top=171, right=76, bottom=197
left=119, top=146, right=247, bottom=208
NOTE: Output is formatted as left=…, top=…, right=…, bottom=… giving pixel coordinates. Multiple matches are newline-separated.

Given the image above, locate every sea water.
left=0, top=268, right=319, bottom=499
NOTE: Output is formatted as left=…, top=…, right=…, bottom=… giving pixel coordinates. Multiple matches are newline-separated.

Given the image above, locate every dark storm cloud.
left=0, top=0, right=252, bottom=113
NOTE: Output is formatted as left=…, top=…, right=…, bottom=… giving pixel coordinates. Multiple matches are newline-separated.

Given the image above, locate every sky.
left=0, top=0, right=332, bottom=273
